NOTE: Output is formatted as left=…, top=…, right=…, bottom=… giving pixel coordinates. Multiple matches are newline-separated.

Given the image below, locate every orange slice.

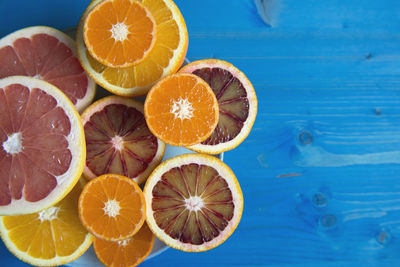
left=144, top=153, right=243, bottom=252
left=0, top=76, right=86, bottom=215
left=180, top=59, right=258, bottom=154
left=76, top=0, right=188, bottom=96
left=78, top=174, right=146, bottom=241
left=0, top=26, right=96, bottom=113
left=0, top=179, right=93, bottom=266
left=144, top=73, right=219, bottom=147
left=83, top=0, right=156, bottom=68
left=93, top=223, right=155, bottom=267
left=81, top=96, right=165, bottom=184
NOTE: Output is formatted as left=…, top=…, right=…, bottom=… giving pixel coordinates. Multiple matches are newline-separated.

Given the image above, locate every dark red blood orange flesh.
left=0, top=84, right=71, bottom=204
left=191, top=67, right=249, bottom=145
left=151, top=163, right=234, bottom=245
left=0, top=28, right=91, bottom=108
left=84, top=102, right=160, bottom=181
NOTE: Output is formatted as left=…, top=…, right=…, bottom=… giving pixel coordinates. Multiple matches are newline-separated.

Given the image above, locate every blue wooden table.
left=2, top=0, right=400, bottom=266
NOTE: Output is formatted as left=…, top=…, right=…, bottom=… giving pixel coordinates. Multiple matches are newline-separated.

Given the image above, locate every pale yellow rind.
left=144, top=153, right=243, bottom=252
left=80, top=95, right=166, bottom=184
left=0, top=76, right=86, bottom=215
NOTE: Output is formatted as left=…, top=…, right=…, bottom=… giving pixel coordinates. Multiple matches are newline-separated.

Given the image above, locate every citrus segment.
left=144, top=73, right=219, bottom=147
left=0, top=76, right=85, bottom=215
left=0, top=179, right=93, bottom=266
left=144, top=153, right=243, bottom=252
left=83, top=0, right=156, bottom=68
left=93, top=222, right=155, bottom=267
left=78, top=174, right=146, bottom=241
left=81, top=96, right=165, bottom=184
left=0, top=26, right=96, bottom=113
left=76, top=0, right=188, bottom=96
left=180, top=59, right=258, bottom=154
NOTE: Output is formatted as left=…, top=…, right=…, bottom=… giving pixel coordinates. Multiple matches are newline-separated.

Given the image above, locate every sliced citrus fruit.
left=81, top=95, right=165, bottom=184
left=0, top=179, right=93, bottom=266
left=144, top=153, right=243, bottom=252
left=179, top=59, right=258, bottom=154
left=76, top=0, right=188, bottom=97
left=94, top=222, right=155, bottom=267
left=83, top=0, right=156, bottom=68
left=0, top=26, right=96, bottom=113
left=0, top=76, right=85, bottom=215
left=144, top=73, right=219, bottom=147
left=79, top=174, right=146, bottom=241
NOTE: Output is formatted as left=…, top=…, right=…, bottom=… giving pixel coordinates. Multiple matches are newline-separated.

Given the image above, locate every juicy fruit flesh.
left=83, top=0, right=184, bottom=88
left=151, top=163, right=235, bottom=245
left=2, top=182, right=89, bottom=259
left=0, top=33, right=88, bottom=105
left=84, top=0, right=155, bottom=67
left=85, top=103, right=158, bottom=179
left=192, top=67, right=250, bottom=145
left=0, top=84, right=71, bottom=205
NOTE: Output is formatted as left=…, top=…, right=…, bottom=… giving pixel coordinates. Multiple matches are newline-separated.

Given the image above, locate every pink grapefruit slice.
left=0, top=26, right=96, bottom=113
left=0, top=76, right=86, bottom=215
left=179, top=59, right=257, bottom=154
left=81, top=96, right=165, bottom=184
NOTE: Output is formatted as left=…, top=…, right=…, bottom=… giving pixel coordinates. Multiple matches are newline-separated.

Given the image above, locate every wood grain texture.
left=1, top=0, right=400, bottom=266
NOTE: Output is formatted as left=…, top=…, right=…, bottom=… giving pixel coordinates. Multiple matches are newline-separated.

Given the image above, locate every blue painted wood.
left=2, top=0, right=400, bottom=266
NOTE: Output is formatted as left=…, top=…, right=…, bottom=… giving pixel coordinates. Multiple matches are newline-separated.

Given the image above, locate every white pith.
left=170, top=97, right=194, bottom=120
left=111, top=135, right=124, bottom=151
left=103, top=199, right=120, bottom=217
left=110, top=22, right=129, bottom=42
left=3, top=132, right=22, bottom=155
left=118, top=238, right=131, bottom=247
left=38, top=206, right=60, bottom=222
left=185, top=196, right=204, bottom=212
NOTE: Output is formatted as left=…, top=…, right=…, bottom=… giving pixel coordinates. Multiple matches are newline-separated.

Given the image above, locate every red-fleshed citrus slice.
left=81, top=96, right=165, bottom=184
left=144, top=153, right=243, bottom=252
left=179, top=59, right=257, bottom=154
left=0, top=26, right=96, bottom=113
left=0, top=76, right=86, bottom=215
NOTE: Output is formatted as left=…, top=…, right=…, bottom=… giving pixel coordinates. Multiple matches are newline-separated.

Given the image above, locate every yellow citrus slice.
left=81, top=95, right=165, bottom=184
left=77, top=0, right=188, bottom=97
left=83, top=0, right=157, bottom=68
left=144, top=153, right=243, bottom=252
left=144, top=73, right=219, bottom=147
left=180, top=59, right=258, bottom=154
left=78, top=174, right=146, bottom=241
left=0, top=179, right=93, bottom=266
left=93, top=223, right=155, bottom=267
left=0, top=76, right=86, bottom=215
left=0, top=26, right=96, bottom=113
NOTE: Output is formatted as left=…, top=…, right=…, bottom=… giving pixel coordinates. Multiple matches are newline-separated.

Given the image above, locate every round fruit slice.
left=79, top=174, right=146, bottom=241
left=144, top=73, right=219, bottom=147
left=179, top=59, right=258, bottom=154
left=144, top=153, right=243, bottom=252
left=94, top=222, right=155, bottom=267
left=83, top=0, right=156, bottom=68
left=81, top=96, right=165, bottom=184
left=0, top=179, right=93, bottom=266
left=0, top=76, right=85, bottom=215
left=0, top=26, right=96, bottom=113
left=76, top=0, right=188, bottom=97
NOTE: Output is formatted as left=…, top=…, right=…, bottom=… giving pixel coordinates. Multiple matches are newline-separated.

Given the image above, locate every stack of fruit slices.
left=0, top=0, right=258, bottom=266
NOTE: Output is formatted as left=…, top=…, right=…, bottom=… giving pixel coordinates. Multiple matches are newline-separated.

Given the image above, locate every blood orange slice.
left=0, top=26, right=96, bottom=113
left=0, top=76, right=86, bottom=215
left=144, top=153, right=243, bottom=252
left=179, top=59, right=257, bottom=154
left=81, top=96, right=165, bottom=184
